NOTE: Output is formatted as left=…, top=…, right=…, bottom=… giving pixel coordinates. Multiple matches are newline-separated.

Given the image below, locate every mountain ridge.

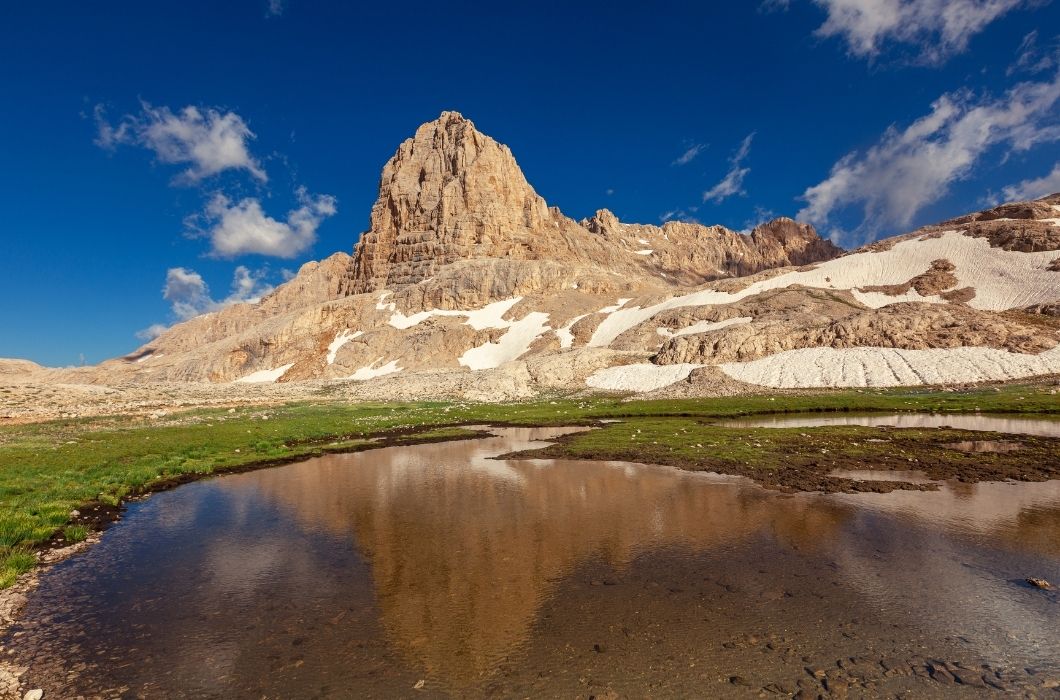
left=6, top=112, right=1059, bottom=397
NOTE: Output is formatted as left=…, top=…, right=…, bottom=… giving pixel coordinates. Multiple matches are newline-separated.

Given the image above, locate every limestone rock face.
left=0, top=359, right=45, bottom=381
left=580, top=211, right=841, bottom=286
left=348, top=112, right=570, bottom=293
left=33, top=113, right=1060, bottom=397
left=653, top=298, right=1059, bottom=365
left=344, top=111, right=840, bottom=296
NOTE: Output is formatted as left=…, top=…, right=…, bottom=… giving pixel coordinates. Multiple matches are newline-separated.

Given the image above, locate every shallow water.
left=7, top=426, right=1060, bottom=697
left=719, top=411, right=1060, bottom=436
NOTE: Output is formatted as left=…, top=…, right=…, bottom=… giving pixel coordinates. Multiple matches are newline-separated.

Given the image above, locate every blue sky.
left=2, top=0, right=1059, bottom=366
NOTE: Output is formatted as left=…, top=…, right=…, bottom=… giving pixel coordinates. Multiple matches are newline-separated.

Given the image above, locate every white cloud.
left=1008, top=30, right=1058, bottom=75
left=200, top=187, right=337, bottom=258
left=137, top=266, right=273, bottom=340
left=797, top=71, right=1060, bottom=239
left=135, top=323, right=170, bottom=341
left=1002, top=162, right=1060, bottom=200
left=164, top=265, right=273, bottom=321
left=672, top=143, right=706, bottom=166
left=811, top=0, right=1030, bottom=64
left=95, top=103, right=267, bottom=183
left=266, top=0, right=285, bottom=16
left=660, top=208, right=701, bottom=224
left=738, top=206, right=778, bottom=234
left=703, top=133, right=755, bottom=203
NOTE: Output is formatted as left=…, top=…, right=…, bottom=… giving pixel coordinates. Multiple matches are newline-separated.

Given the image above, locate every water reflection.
left=6, top=427, right=1060, bottom=697
left=233, top=428, right=849, bottom=683
left=720, top=412, right=1060, bottom=436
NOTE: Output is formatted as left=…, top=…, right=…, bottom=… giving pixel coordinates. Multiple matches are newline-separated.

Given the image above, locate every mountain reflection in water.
left=6, top=426, right=1059, bottom=698
left=232, top=428, right=849, bottom=682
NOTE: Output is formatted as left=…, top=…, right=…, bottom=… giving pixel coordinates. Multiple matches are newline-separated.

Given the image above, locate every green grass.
left=0, top=383, right=1057, bottom=588
left=62, top=524, right=89, bottom=543
left=521, top=418, right=1059, bottom=476
left=0, top=548, right=35, bottom=589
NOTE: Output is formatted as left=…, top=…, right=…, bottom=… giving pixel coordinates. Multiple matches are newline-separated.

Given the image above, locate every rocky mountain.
left=21, top=112, right=1060, bottom=399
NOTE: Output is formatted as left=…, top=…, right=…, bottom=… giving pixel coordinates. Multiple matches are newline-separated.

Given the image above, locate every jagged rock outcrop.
left=653, top=300, right=1059, bottom=364
left=343, top=112, right=839, bottom=297
left=580, top=210, right=842, bottom=286
left=26, top=111, right=1060, bottom=396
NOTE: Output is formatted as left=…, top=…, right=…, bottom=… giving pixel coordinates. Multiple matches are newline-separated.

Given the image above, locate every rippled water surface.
left=6, top=426, right=1059, bottom=697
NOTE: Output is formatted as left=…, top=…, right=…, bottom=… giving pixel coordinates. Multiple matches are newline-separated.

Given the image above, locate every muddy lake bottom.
left=5, top=423, right=1060, bottom=698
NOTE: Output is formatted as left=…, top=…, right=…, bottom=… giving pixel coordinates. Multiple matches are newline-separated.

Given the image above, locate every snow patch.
left=349, top=359, right=401, bottom=381
left=459, top=312, right=551, bottom=370
left=586, top=363, right=703, bottom=392
left=388, top=297, right=523, bottom=330
left=375, top=291, right=396, bottom=312
left=326, top=329, right=363, bottom=364
left=556, top=314, right=588, bottom=349
left=657, top=316, right=753, bottom=338
left=635, top=249, right=654, bottom=255
left=719, top=346, right=1060, bottom=388
left=589, top=231, right=1059, bottom=347
left=598, top=298, right=632, bottom=314
left=234, top=363, right=295, bottom=384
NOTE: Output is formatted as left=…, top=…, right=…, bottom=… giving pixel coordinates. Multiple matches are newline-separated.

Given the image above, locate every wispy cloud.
left=703, top=133, right=755, bottom=203
left=794, top=0, right=1032, bottom=64
left=193, top=187, right=337, bottom=258
left=138, top=265, right=275, bottom=339
left=95, top=102, right=267, bottom=183
left=660, top=207, right=701, bottom=224
left=672, top=143, right=706, bottom=166
left=1002, top=161, right=1060, bottom=200
left=1008, top=30, right=1058, bottom=75
left=797, top=71, right=1060, bottom=239
left=738, top=206, right=778, bottom=234
left=266, top=0, right=285, bottom=17
left=759, top=0, right=792, bottom=12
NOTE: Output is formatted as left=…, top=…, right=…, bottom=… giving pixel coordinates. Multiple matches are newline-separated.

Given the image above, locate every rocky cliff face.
left=39, top=112, right=1059, bottom=395
left=344, top=112, right=840, bottom=295
left=581, top=210, right=842, bottom=285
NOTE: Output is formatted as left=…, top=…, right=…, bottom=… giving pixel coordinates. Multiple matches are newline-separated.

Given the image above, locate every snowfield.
left=459, top=311, right=551, bottom=370
left=719, top=346, right=1060, bottom=388
left=589, top=231, right=1060, bottom=348
left=657, top=316, right=753, bottom=338
left=349, top=359, right=401, bottom=381
left=556, top=314, right=588, bottom=349
left=388, top=297, right=524, bottom=330
left=585, top=363, right=702, bottom=392
left=326, top=329, right=363, bottom=364
left=386, top=297, right=554, bottom=370
left=234, top=363, right=295, bottom=384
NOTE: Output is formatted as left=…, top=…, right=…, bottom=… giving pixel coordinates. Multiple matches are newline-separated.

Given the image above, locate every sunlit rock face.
left=20, top=113, right=1057, bottom=394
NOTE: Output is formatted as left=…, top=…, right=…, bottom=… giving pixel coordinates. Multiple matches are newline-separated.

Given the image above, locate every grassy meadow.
left=1, top=383, right=1058, bottom=587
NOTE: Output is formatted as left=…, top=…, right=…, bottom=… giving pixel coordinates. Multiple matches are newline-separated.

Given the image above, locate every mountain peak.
left=345, top=113, right=554, bottom=293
